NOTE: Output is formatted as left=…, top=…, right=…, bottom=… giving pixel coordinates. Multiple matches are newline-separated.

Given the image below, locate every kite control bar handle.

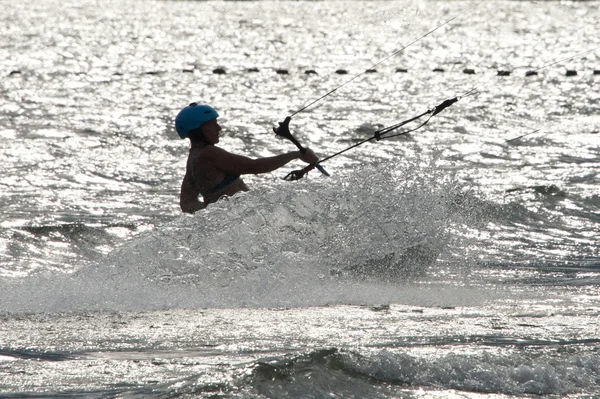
left=273, top=117, right=330, bottom=178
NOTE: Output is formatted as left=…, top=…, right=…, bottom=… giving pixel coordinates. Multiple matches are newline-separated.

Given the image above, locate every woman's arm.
left=203, top=146, right=316, bottom=175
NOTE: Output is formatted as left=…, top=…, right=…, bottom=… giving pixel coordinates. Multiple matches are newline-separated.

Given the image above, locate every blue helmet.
left=175, top=103, right=219, bottom=139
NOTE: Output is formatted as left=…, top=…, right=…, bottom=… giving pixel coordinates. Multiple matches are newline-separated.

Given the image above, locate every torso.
left=179, top=146, right=249, bottom=213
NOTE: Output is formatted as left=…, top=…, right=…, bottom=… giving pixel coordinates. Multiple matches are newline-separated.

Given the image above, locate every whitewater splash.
left=0, top=156, right=479, bottom=313
left=248, top=347, right=600, bottom=398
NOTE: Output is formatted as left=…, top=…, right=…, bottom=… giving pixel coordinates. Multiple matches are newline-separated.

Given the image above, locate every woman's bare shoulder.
left=200, top=145, right=231, bottom=157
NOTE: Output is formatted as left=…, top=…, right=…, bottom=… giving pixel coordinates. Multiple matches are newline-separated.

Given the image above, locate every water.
left=1, top=0, right=599, bottom=397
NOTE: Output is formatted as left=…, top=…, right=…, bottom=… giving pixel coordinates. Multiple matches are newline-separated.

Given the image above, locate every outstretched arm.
left=203, top=146, right=317, bottom=176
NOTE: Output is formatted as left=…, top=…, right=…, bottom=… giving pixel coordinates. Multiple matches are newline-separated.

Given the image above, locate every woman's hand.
left=300, top=148, right=319, bottom=164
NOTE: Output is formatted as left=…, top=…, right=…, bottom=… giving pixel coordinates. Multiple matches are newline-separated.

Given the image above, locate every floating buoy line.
left=190, top=67, right=598, bottom=77
left=6, top=66, right=598, bottom=78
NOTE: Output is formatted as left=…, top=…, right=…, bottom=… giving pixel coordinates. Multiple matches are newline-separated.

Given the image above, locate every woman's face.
left=201, top=119, right=221, bottom=144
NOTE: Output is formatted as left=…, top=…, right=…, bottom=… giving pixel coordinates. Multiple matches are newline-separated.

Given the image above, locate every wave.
left=4, top=345, right=596, bottom=398
left=247, top=347, right=600, bottom=398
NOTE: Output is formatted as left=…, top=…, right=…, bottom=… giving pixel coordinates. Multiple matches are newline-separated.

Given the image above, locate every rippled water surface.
left=1, top=0, right=599, bottom=397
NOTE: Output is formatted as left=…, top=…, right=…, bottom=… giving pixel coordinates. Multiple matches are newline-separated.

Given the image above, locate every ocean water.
left=1, top=0, right=599, bottom=397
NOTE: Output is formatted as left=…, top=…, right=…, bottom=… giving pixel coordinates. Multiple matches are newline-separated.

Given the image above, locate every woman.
left=175, top=103, right=319, bottom=213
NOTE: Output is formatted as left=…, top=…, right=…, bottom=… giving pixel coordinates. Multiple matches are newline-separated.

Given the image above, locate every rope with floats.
left=273, top=0, right=485, bottom=178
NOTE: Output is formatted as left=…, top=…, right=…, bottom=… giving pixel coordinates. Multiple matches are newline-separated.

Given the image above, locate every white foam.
left=343, top=350, right=600, bottom=396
